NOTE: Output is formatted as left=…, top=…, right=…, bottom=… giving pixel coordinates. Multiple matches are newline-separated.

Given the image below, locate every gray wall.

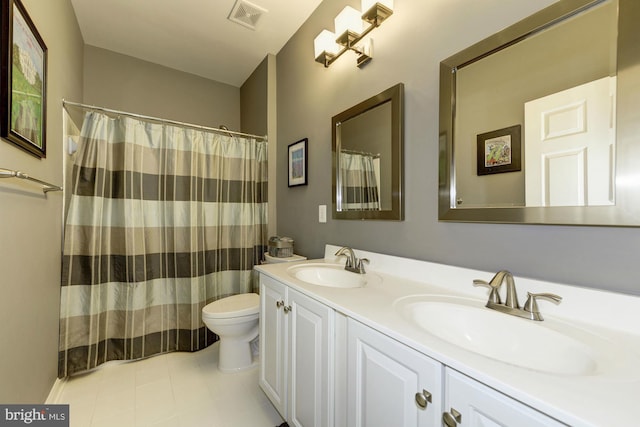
left=241, top=56, right=268, bottom=136
left=240, top=54, right=277, bottom=238
left=83, top=45, right=240, bottom=129
left=0, top=0, right=84, bottom=403
left=276, top=0, right=639, bottom=296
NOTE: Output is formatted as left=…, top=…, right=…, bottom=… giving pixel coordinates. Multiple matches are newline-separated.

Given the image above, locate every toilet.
left=201, top=252, right=306, bottom=373
left=202, top=293, right=260, bottom=373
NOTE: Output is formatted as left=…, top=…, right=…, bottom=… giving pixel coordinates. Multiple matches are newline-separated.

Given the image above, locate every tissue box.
left=268, top=236, right=294, bottom=258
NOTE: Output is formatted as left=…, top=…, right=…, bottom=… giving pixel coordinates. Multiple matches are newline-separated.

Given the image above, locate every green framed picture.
left=0, top=0, right=47, bottom=158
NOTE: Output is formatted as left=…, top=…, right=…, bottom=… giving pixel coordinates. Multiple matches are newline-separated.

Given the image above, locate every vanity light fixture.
left=313, top=0, right=394, bottom=68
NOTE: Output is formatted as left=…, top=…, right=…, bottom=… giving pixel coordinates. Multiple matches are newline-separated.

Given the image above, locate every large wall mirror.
left=439, top=0, right=640, bottom=226
left=333, top=83, right=404, bottom=220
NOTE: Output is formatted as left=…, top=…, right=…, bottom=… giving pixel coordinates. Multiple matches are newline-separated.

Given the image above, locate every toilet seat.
left=202, top=293, right=259, bottom=319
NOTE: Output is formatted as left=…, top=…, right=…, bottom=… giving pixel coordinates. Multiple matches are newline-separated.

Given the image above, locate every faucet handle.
left=357, top=258, right=369, bottom=273
left=524, top=292, right=562, bottom=321
left=473, top=279, right=502, bottom=305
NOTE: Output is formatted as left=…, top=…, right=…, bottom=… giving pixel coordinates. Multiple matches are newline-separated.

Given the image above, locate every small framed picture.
left=477, top=125, right=521, bottom=176
left=288, top=138, right=308, bottom=187
left=0, top=0, right=47, bottom=158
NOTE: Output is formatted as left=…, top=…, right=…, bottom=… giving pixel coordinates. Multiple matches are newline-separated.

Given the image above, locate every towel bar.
left=0, top=168, right=63, bottom=193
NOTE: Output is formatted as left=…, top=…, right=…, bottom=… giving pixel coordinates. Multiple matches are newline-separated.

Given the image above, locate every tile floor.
left=52, top=343, right=284, bottom=427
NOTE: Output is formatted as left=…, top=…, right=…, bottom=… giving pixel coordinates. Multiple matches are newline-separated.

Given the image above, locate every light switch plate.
left=319, top=205, right=327, bottom=223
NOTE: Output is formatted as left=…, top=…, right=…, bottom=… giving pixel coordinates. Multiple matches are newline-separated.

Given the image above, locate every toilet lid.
left=202, top=293, right=259, bottom=319
left=264, top=253, right=307, bottom=263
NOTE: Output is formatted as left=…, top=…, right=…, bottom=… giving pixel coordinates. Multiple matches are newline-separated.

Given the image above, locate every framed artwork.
left=288, top=138, right=308, bottom=187
left=0, top=0, right=47, bottom=158
left=476, top=125, right=521, bottom=176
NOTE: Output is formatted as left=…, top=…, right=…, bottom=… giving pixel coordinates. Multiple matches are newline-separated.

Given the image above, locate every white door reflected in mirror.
left=524, top=76, right=616, bottom=207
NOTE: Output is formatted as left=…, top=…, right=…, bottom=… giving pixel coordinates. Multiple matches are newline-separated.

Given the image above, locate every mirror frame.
left=332, top=83, right=404, bottom=220
left=439, top=0, right=640, bottom=226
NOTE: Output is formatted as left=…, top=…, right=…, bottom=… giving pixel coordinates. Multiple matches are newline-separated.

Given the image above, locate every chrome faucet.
left=474, top=270, right=562, bottom=321
left=335, top=246, right=369, bottom=274
left=475, top=270, right=519, bottom=309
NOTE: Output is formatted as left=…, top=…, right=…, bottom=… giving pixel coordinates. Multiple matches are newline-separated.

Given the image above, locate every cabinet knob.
left=276, top=300, right=284, bottom=309
left=414, top=389, right=432, bottom=409
left=283, top=305, right=292, bottom=313
left=442, top=408, right=462, bottom=426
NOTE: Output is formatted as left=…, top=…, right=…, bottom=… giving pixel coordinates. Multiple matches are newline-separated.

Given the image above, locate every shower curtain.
left=58, top=111, right=267, bottom=377
left=339, top=151, right=380, bottom=210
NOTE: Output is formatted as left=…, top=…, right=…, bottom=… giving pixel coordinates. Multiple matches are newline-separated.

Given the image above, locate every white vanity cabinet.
left=255, top=246, right=640, bottom=426
left=347, top=318, right=566, bottom=427
left=347, top=318, right=443, bottom=427
left=443, top=369, right=566, bottom=427
left=259, top=274, right=335, bottom=427
left=259, top=275, right=288, bottom=416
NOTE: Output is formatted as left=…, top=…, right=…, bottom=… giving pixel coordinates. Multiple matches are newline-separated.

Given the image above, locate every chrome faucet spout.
left=335, top=246, right=367, bottom=274
left=503, top=272, right=519, bottom=309
left=486, top=270, right=518, bottom=308
left=335, top=246, right=356, bottom=268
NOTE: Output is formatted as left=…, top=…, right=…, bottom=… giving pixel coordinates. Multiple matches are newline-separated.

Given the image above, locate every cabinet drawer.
left=444, top=369, right=567, bottom=427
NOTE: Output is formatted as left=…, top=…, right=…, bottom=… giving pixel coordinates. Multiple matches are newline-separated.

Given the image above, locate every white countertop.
left=255, top=244, right=640, bottom=427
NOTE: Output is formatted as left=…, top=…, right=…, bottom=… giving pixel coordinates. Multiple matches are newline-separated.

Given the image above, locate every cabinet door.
left=347, top=319, right=443, bottom=427
left=259, top=275, right=288, bottom=418
left=289, top=288, right=335, bottom=427
left=444, top=369, right=566, bottom=427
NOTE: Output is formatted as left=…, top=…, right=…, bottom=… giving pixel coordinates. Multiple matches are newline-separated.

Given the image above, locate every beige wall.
left=276, top=0, right=640, bottom=295
left=0, top=0, right=83, bottom=403
left=83, top=45, right=240, bottom=129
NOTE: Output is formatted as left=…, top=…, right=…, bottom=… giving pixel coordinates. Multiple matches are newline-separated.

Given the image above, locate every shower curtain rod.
left=62, top=100, right=268, bottom=142
left=340, top=148, right=381, bottom=158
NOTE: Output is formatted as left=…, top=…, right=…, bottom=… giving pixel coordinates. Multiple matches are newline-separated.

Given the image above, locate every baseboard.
left=45, top=377, right=67, bottom=404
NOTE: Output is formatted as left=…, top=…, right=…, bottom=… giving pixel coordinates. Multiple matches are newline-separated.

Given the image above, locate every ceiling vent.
left=228, top=0, right=268, bottom=31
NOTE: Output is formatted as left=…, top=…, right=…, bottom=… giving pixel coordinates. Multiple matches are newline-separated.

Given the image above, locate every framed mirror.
left=332, top=83, right=404, bottom=220
left=439, top=0, right=640, bottom=226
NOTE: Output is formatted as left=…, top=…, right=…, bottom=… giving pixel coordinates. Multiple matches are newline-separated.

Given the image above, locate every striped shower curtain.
left=58, top=112, right=267, bottom=377
left=339, top=151, right=380, bottom=210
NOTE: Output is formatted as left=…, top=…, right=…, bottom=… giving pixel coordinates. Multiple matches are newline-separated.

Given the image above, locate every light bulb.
left=314, top=30, right=340, bottom=59
left=361, top=0, right=394, bottom=12
left=334, top=6, right=364, bottom=37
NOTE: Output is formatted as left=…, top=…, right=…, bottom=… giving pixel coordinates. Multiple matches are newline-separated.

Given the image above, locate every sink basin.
left=394, top=295, right=604, bottom=375
left=288, top=263, right=379, bottom=288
